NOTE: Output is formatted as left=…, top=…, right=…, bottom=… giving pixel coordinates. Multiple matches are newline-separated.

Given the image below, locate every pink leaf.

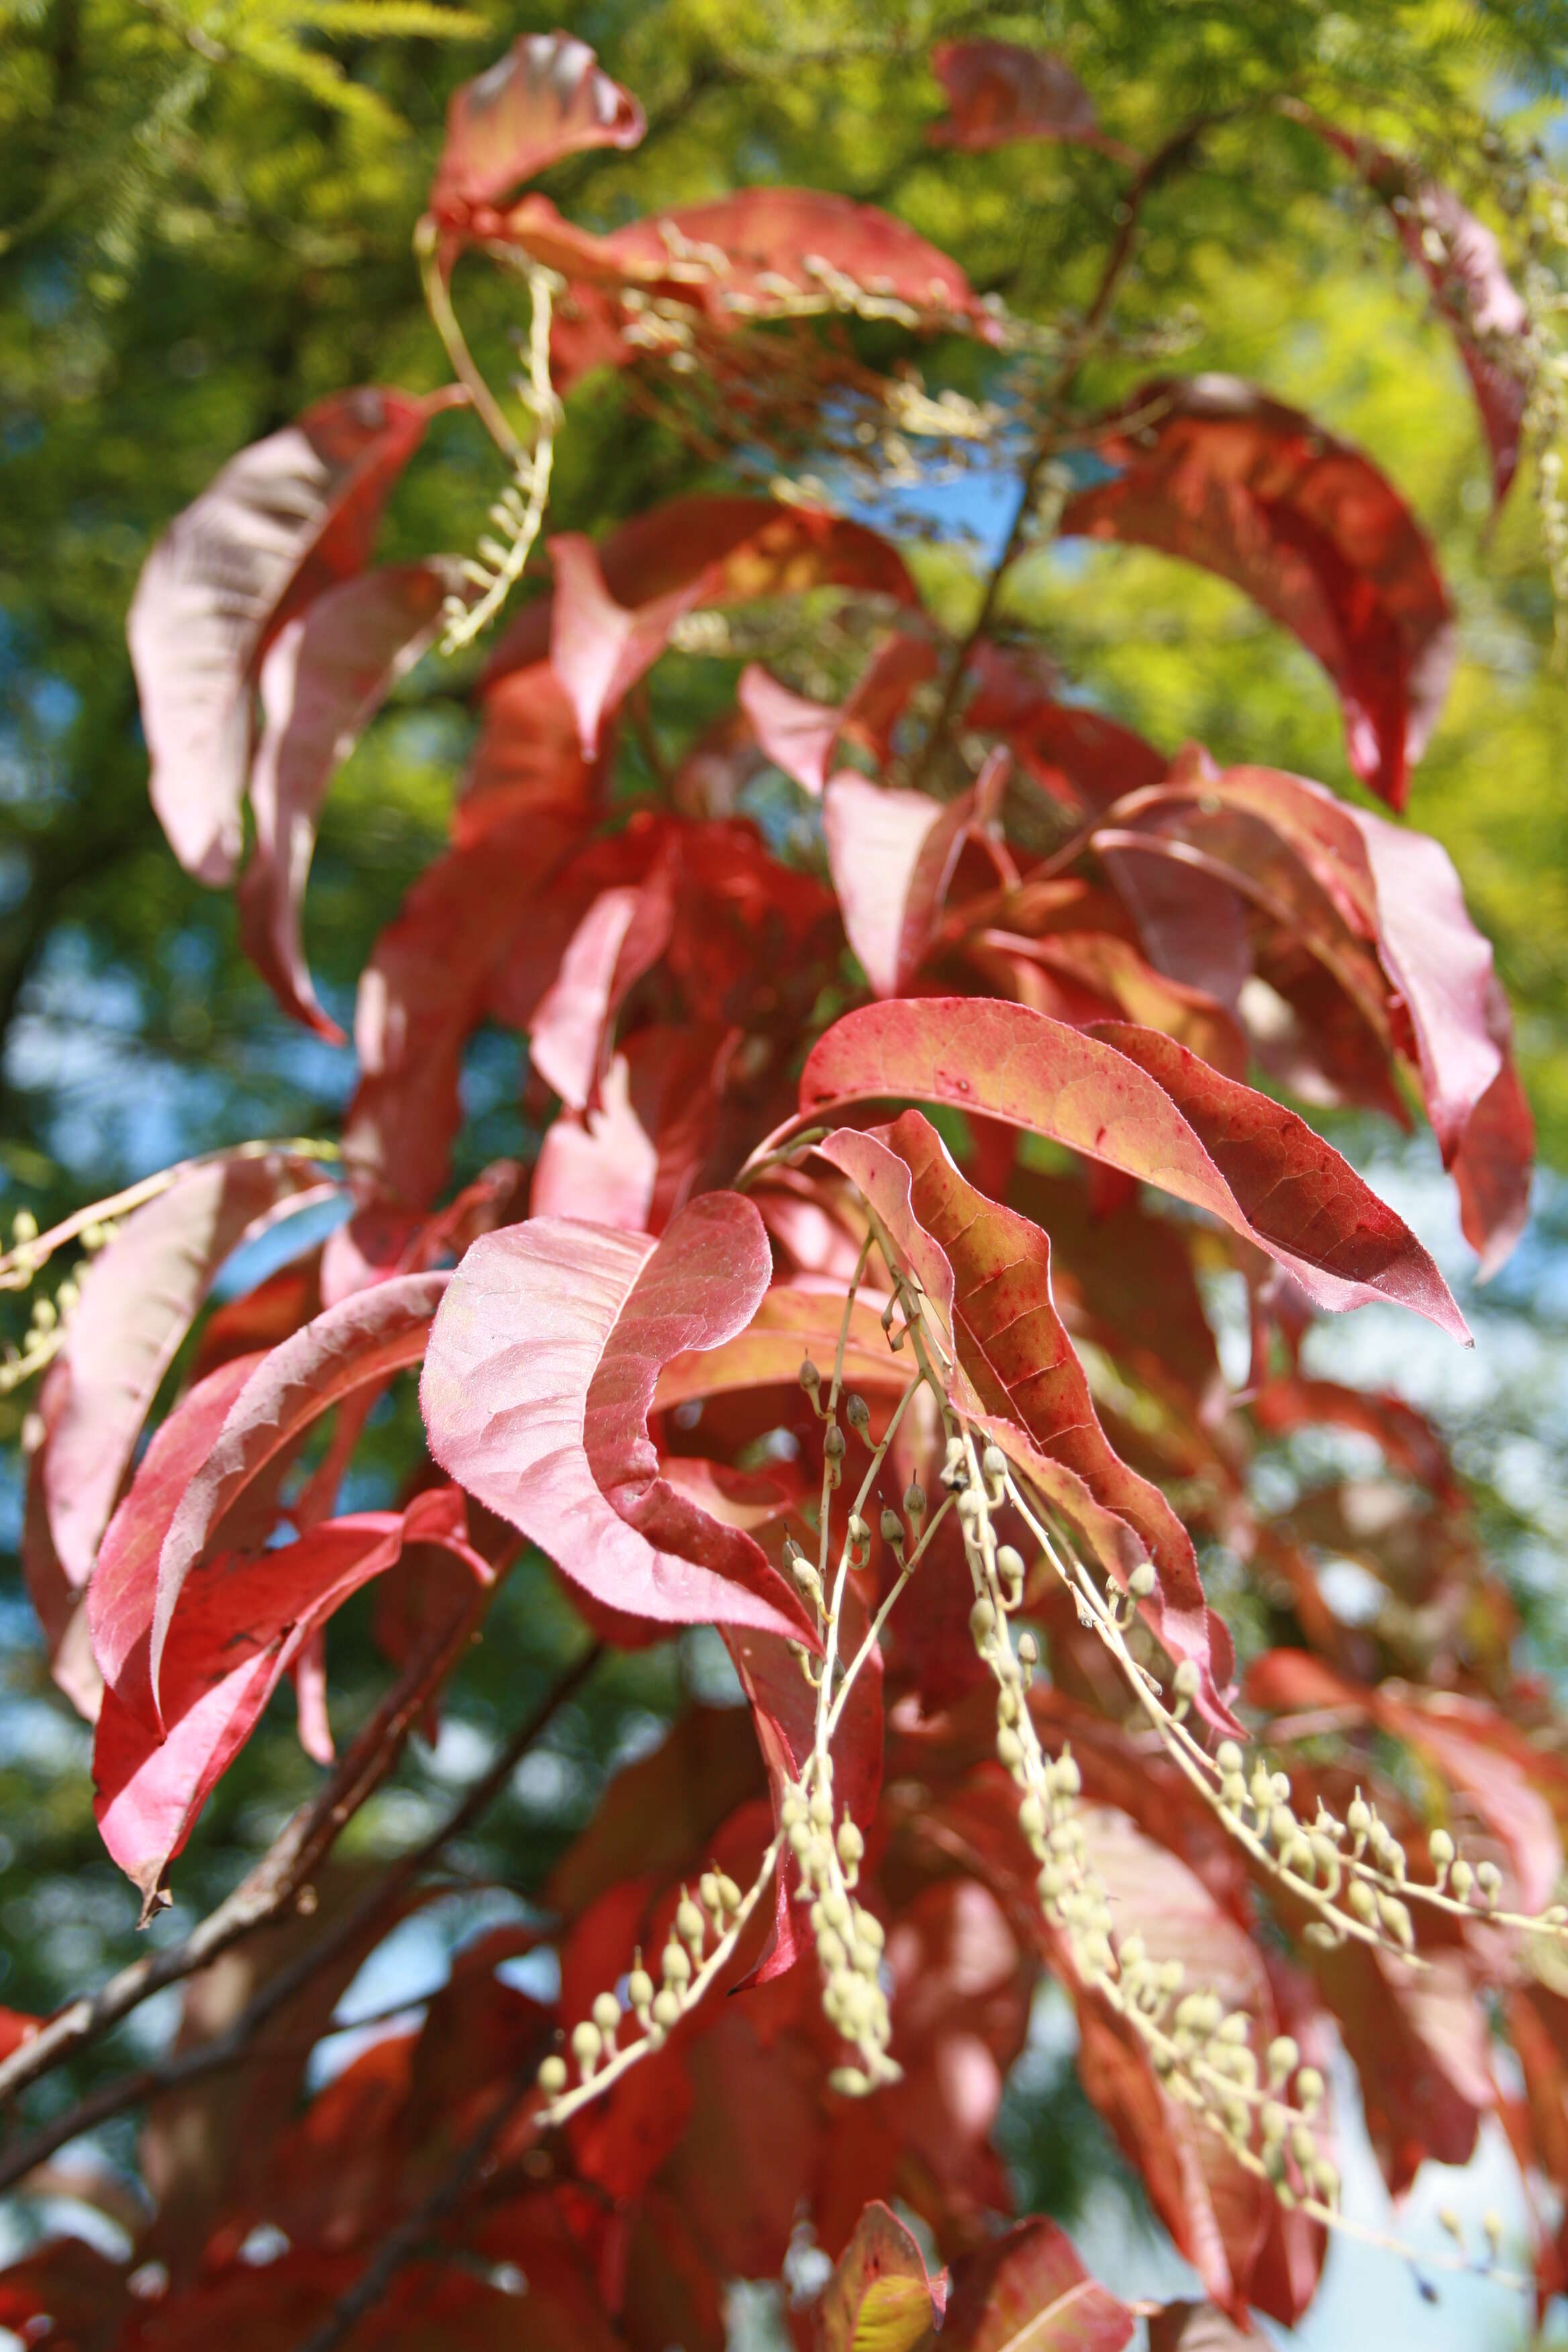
left=429, top=30, right=644, bottom=231
left=1059, top=375, right=1454, bottom=807
left=128, top=389, right=450, bottom=883
left=737, top=666, right=839, bottom=797
left=795, top=996, right=1468, bottom=1337
left=823, top=775, right=948, bottom=996
left=421, top=1195, right=816, bottom=1642
left=740, top=634, right=938, bottom=799
left=825, top=753, right=1005, bottom=997
left=528, top=867, right=675, bottom=1110
left=237, top=562, right=458, bottom=1040
left=531, top=1027, right=726, bottom=1237
left=549, top=534, right=702, bottom=759
left=43, top=1152, right=333, bottom=1594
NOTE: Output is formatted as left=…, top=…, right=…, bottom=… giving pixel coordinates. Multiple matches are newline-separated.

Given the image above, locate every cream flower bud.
left=661, top=1939, right=691, bottom=1986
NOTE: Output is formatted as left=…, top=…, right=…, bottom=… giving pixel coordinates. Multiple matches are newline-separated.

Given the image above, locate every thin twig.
left=0, top=1585, right=505, bottom=2117
left=0, top=1641, right=599, bottom=2194
left=905, top=114, right=1230, bottom=792
left=293, top=2057, right=544, bottom=2352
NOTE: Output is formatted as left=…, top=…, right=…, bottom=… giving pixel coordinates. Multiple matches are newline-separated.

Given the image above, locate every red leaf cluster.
left=13, top=26, right=1555, bottom=2349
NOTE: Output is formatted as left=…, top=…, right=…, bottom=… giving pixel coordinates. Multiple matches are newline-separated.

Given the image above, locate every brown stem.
left=907, top=114, right=1230, bottom=791
left=0, top=1582, right=495, bottom=2114
left=293, top=2058, right=543, bottom=2352
left=0, top=1640, right=601, bottom=2196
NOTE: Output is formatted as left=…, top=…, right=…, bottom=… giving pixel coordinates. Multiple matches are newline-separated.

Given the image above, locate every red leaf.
left=816, top=2200, right=948, bottom=2352
left=795, top=997, right=1469, bottom=1336
left=1291, top=107, right=1530, bottom=506
left=421, top=1195, right=814, bottom=1641
left=87, top=1350, right=263, bottom=1727
left=1247, top=1651, right=1567, bottom=1914
left=42, top=1150, right=332, bottom=1593
left=986, top=930, right=1248, bottom=1079
left=459, top=656, right=603, bottom=834
left=94, top=1494, right=485, bottom=1901
left=89, top=1275, right=447, bottom=1728
left=319, top=1165, right=518, bottom=1306
left=430, top=30, right=644, bottom=230
left=543, top=500, right=918, bottom=756
left=1107, top=759, right=1533, bottom=1266
left=346, top=800, right=587, bottom=1208
left=940, top=2215, right=1133, bottom=2351
left=1059, top=376, right=1454, bottom=807
left=549, top=533, right=703, bottom=760
left=818, top=1115, right=1237, bottom=1729
left=1312, top=1938, right=1487, bottom=2193
left=965, top=641, right=1166, bottom=815
left=128, top=388, right=451, bottom=882
left=0, top=2238, right=129, bottom=2352
left=1453, top=1026, right=1535, bottom=1278
left=237, top=562, right=456, bottom=1040
left=503, top=189, right=1000, bottom=377
left=929, top=39, right=1130, bottom=164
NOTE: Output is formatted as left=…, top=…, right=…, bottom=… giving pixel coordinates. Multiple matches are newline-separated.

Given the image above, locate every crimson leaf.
left=795, top=997, right=1468, bottom=1336
left=1058, top=375, right=1453, bottom=807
